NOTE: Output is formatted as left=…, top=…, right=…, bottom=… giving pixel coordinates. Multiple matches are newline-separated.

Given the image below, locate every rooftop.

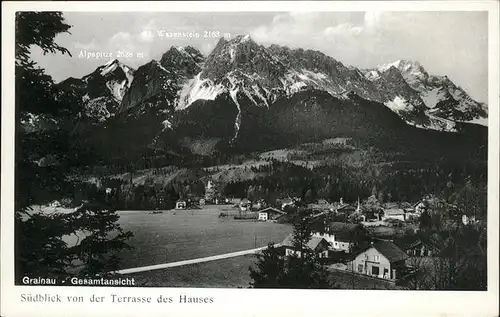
left=384, top=209, right=405, bottom=215
left=311, top=221, right=366, bottom=240
left=371, top=240, right=408, bottom=262
left=281, top=234, right=330, bottom=251
left=258, top=207, right=284, bottom=214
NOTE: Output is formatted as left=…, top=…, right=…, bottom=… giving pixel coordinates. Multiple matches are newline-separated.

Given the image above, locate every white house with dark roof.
left=347, top=240, right=408, bottom=280
left=310, top=220, right=368, bottom=253
left=175, top=200, right=187, bottom=209
left=281, top=197, right=298, bottom=210
left=280, top=234, right=330, bottom=259
left=258, top=207, right=285, bottom=221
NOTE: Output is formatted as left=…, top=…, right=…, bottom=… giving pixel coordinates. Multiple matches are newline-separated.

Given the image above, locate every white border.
left=2, top=2, right=499, bottom=317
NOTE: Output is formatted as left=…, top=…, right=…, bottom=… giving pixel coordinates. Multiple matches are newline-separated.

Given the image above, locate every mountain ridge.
left=56, top=35, right=487, bottom=131
left=47, top=35, right=488, bottom=166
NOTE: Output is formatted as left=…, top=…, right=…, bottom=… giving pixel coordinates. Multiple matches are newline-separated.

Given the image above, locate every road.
left=114, top=244, right=280, bottom=275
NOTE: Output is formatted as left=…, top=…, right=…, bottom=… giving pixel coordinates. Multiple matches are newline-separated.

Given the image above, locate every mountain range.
left=46, top=35, right=487, bottom=165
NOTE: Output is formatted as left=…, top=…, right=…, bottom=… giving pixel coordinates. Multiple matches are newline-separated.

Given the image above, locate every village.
left=41, top=172, right=486, bottom=290
left=138, top=178, right=483, bottom=288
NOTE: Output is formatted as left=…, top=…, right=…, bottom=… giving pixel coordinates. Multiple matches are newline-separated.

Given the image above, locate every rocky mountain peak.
left=183, top=45, right=205, bottom=64
left=159, top=46, right=203, bottom=78
left=201, top=34, right=286, bottom=85
left=380, top=66, right=407, bottom=81
left=160, top=46, right=203, bottom=65
left=378, top=59, right=430, bottom=88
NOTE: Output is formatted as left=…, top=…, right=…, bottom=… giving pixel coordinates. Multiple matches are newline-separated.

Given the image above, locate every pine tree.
left=67, top=203, right=133, bottom=277
left=15, top=12, right=133, bottom=282
left=249, top=244, right=286, bottom=288
left=249, top=208, right=335, bottom=289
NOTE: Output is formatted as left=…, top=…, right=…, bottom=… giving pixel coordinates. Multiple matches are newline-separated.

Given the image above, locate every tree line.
left=15, top=12, right=133, bottom=282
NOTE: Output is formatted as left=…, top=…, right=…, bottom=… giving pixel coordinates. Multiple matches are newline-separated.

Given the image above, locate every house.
left=334, top=200, right=359, bottom=216
left=402, top=239, right=439, bottom=257
left=281, top=234, right=330, bottom=259
left=399, top=202, right=413, bottom=210
left=322, top=137, right=352, bottom=147
left=363, top=210, right=382, bottom=222
left=310, top=221, right=368, bottom=253
left=382, top=208, right=406, bottom=222
left=348, top=240, right=408, bottom=280
left=253, top=199, right=267, bottom=211
left=281, top=197, right=296, bottom=210
left=156, top=193, right=166, bottom=208
left=175, top=200, right=187, bottom=210
left=258, top=207, right=285, bottom=221
left=239, top=199, right=252, bottom=211
left=308, top=199, right=332, bottom=213
left=405, top=208, right=421, bottom=220
left=414, top=201, right=427, bottom=214
left=461, top=214, right=478, bottom=225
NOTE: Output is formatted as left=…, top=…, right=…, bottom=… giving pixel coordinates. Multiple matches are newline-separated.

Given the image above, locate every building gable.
left=353, top=246, right=390, bottom=266
left=372, top=241, right=408, bottom=262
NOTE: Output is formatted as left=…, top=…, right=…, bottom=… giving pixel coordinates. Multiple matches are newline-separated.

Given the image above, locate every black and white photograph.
left=2, top=2, right=499, bottom=316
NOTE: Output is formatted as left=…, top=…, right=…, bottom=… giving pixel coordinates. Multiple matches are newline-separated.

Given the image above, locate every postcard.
left=1, top=1, right=499, bottom=317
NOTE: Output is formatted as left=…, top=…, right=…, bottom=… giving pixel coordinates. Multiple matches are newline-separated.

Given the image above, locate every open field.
left=126, top=254, right=257, bottom=288
left=115, top=205, right=293, bottom=269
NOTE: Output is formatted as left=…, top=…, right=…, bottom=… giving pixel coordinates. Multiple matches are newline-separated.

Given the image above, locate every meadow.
left=115, top=205, right=293, bottom=269
left=127, top=255, right=257, bottom=288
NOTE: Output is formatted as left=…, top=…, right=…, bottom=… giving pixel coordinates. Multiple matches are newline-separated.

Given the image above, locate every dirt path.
left=115, top=244, right=280, bottom=274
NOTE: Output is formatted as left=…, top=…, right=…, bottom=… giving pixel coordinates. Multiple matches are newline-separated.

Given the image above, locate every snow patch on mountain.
left=463, top=117, right=488, bottom=127
left=423, top=115, right=457, bottom=132
left=229, top=48, right=236, bottom=62
left=252, top=84, right=269, bottom=108
left=176, top=73, right=225, bottom=110
left=176, top=63, right=347, bottom=112
left=280, top=69, right=340, bottom=97
left=229, top=88, right=242, bottom=141
left=101, top=59, right=119, bottom=76
left=288, top=81, right=307, bottom=94
left=421, top=88, right=445, bottom=108
left=301, top=69, right=328, bottom=82
left=154, top=60, right=170, bottom=74
left=241, top=34, right=251, bottom=43
left=106, top=79, right=128, bottom=102
left=122, top=64, right=135, bottom=85
left=365, top=70, right=381, bottom=81
left=385, top=96, right=413, bottom=112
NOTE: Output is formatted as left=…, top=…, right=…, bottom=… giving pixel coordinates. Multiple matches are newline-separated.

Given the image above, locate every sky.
left=30, top=11, right=488, bottom=103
